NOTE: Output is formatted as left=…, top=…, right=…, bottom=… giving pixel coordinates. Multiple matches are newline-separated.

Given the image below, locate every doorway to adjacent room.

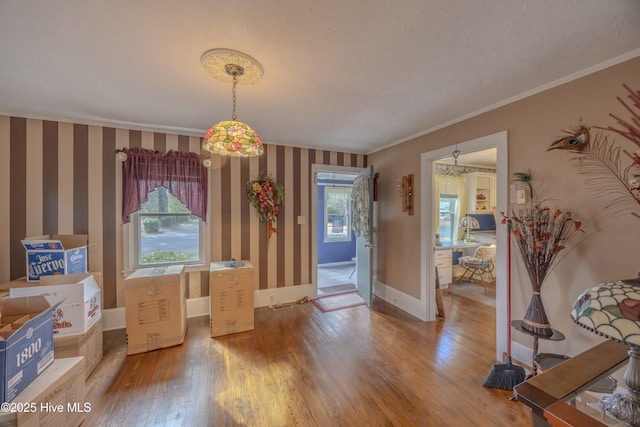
left=314, top=169, right=359, bottom=296
left=421, top=131, right=508, bottom=363
left=434, top=147, right=498, bottom=308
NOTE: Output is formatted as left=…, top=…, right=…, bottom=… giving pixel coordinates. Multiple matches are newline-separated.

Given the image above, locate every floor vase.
left=522, top=292, right=553, bottom=337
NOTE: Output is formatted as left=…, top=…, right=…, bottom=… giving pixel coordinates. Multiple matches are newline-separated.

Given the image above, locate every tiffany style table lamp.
left=571, top=277, right=640, bottom=426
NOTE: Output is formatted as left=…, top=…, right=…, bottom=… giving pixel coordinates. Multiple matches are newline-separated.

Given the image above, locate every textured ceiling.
left=0, top=1, right=639, bottom=154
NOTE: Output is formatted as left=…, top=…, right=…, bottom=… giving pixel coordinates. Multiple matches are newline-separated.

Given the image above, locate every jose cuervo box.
left=21, top=235, right=88, bottom=282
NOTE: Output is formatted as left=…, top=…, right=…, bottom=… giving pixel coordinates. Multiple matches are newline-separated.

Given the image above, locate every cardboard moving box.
left=9, top=273, right=102, bottom=337
left=209, top=261, right=255, bottom=337
left=124, top=265, right=186, bottom=355
left=21, top=235, right=88, bottom=281
left=0, top=296, right=55, bottom=403
left=54, top=319, right=103, bottom=380
left=0, top=357, right=86, bottom=427
left=0, top=273, right=103, bottom=293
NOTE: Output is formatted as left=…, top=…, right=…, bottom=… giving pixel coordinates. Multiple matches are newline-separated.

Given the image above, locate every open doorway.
left=421, top=131, right=508, bottom=362
left=311, top=166, right=360, bottom=296
left=435, top=148, right=498, bottom=307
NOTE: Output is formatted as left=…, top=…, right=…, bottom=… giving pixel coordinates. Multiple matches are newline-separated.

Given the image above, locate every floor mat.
left=312, top=291, right=366, bottom=312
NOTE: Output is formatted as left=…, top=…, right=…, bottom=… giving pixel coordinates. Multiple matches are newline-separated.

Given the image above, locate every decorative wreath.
left=247, top=174, right=285, bottom=248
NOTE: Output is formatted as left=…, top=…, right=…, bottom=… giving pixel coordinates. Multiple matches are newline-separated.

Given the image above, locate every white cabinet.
left=435, top=249, right=452, bottom=288
left=464, top=172, right=496, bottom=214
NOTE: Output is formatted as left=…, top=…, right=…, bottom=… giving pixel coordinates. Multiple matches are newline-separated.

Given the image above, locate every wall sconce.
left=402, top=174, right=414, bottom=215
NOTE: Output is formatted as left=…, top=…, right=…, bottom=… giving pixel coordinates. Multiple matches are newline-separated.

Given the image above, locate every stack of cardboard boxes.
left=0, top=237, right=259, bottom=424
left=10, top=273, right=103, bottom=380
left=0, top=234, right=97, bottom=426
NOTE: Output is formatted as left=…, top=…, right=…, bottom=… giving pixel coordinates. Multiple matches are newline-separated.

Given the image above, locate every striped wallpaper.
left=0, top=115, right=366, bottom=309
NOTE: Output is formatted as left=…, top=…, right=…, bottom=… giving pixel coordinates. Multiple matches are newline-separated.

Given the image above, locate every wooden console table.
left=514, top=340, right=629, bottom=427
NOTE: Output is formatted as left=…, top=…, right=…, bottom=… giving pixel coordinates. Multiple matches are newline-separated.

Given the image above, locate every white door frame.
left=420, top=131, right=509, bottom=362
left=311, top=164, right=363, bottom=293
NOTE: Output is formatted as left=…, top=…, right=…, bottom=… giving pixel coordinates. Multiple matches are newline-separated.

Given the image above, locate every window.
left=132, top=187, right=204, bottom=268
left=324, top=187, right=352, bottom=242
left=118, top=147, right=208, bottom=271
left=438, top=193, right=458, bottom=243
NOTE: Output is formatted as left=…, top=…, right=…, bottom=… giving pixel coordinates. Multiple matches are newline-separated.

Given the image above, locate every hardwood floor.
left=84, top=293, right=531, bottom=426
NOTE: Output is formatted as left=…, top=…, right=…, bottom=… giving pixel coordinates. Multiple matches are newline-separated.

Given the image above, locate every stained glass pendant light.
left=201, top=49, right=264, bottom=157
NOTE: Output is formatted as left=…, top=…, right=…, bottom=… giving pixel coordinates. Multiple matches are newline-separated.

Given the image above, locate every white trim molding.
left=373, top=280, right=424, bottom=320
left=102, top=284, right=319, bottom=331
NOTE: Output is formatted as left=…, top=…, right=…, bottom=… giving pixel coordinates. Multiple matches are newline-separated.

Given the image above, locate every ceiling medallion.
left=200, top=48, right=264, bottom=84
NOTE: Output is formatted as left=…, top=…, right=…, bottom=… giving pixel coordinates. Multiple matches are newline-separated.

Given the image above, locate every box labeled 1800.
left=0, top=295, right=55, bottom=402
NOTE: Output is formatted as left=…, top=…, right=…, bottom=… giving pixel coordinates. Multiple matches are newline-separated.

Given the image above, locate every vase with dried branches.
left=504, top=171, right=584, bottom=337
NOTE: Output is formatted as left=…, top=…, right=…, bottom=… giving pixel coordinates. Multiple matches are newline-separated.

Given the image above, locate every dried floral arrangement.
left=247, top=174, right=285, bottom=248
left=548, top=84, right=640, bottom=220
left=504, top=171, right=584, bottom=337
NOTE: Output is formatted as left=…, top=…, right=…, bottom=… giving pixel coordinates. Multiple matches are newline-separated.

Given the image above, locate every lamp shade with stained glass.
left=202, top=120, right=263, bottom=157
left=571, top=277, right=640, bottom=426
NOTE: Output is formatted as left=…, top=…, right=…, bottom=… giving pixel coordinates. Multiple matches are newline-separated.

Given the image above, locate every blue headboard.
left=469, top=213, right=496, bottom=232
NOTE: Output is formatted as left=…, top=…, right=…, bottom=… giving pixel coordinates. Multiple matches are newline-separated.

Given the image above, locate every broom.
left=482, top=219, right=526, bottom=390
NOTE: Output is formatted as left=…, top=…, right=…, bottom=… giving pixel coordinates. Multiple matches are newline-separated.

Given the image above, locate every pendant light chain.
left=231, top=73, right=238, bottom=121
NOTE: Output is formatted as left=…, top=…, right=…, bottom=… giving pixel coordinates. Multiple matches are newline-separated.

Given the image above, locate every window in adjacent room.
left=132, top=187, right=204, bottom=267
left=438, top=193, right=458, bottom=243
left=324, top=186, right=352, bottom=242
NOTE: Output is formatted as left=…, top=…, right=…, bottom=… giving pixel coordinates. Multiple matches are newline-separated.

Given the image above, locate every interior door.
left=353, top=165, right=374, bottom=307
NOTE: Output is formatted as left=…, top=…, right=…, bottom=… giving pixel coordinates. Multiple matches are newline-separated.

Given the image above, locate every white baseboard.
left=511, top=341, right=533, bottom=370
left=187, top=296, right=210, bottom=318
left=102, top=285, right=318, bottom=331
left=254, top=284, right=316, bottom=307
left=102, top=307, right=126, bottom=331
left=373, top=280, right=424, bottom=320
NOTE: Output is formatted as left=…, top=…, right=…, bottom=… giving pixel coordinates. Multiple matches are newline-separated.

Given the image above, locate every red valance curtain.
left=117, top=147, right=208, bottom=224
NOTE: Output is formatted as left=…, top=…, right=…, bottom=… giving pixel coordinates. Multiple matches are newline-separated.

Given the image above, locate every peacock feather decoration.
left=548, top=84, right=640, bottom=220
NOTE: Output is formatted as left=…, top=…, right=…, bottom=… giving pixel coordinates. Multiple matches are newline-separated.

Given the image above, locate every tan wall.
left=369, top=56, right=640, bottom=355
left=0, top=120, right=366, bottom=309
